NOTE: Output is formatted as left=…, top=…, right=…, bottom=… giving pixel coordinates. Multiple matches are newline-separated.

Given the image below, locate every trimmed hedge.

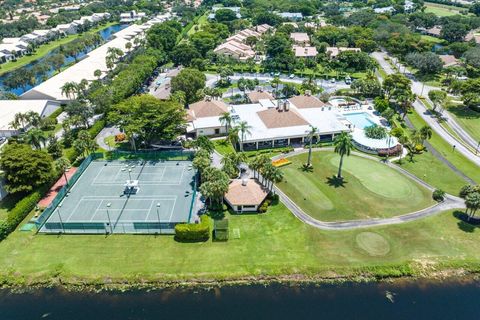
left=0, top=191, right=41, bottom=241
left=174, top=215, right=210, bottom=242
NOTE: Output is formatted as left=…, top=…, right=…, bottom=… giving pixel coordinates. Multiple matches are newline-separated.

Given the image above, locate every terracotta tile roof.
left=293, top=45, right=317, bottom=57
left=288, top=95, right=327, bottom=109
left=224, top=179, right=268, bottom=206
left=439, top=55, right=459, bottom=67
left=248, top=91, right=274, bottom=103
left=257, top=106, right=308, bottom=128
left=290, top=32, right=310, bottom=43
left=187, top=99, right=228, bottom=120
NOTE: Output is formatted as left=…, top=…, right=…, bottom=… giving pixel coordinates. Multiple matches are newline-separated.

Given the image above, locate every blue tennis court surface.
left=39, top=159, right=196, bottom=234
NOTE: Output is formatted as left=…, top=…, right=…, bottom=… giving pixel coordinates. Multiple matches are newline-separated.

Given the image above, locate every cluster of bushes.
left=364, top=124, right=387, bottom=140
left=258, top=193, right=279, bottom=213
left=0, top=191, right=41, bottom=241
left=433, top=189, right=446, bottom=202
left=115, top=133, right=126, bottom=142
left=174, top=215, right=211, bottom=242
left=64, top=119, right=105, bottom=163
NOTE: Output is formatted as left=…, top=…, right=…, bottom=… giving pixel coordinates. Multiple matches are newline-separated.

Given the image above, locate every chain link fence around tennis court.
left=35, top=150, right=197, bottom=234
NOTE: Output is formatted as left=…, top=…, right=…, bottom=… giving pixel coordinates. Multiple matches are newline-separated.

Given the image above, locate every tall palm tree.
left=25, top=111, right=42, bottom=128
left=305, top=126, right=318, bottom=168
left=10, top=112, right=28, bottom=131
left=419, top=125, right=433, bottom=145
left=61, top=81, right=78, bottom=99
left=219, top=112, right=232, bottom=133
left=465, top=192, right=480, bottom=221
left=26, top=128, right=46, bottom=149
left=237, top=121, right=252, bottom=152
left=55, top=157, right=71, bottom=186
left=333, top=132, right=353, bottom=179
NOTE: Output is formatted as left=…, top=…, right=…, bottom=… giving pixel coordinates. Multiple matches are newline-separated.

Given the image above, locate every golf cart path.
left=269, top=148, right=465, bottom=230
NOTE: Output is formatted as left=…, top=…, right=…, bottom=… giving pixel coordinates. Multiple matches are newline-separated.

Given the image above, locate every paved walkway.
left=371, top=51, right=480, bottom=166
left=95, top=126, right=120, bottom=151
left=271, top=148, right=465, bottom=230
left=38, top=167, right=78, bottom=208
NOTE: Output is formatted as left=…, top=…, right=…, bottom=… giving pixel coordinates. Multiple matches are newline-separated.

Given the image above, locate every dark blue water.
left=0, top=280, right=479, bottom=319
left=0, top=24, right=126, bottom=96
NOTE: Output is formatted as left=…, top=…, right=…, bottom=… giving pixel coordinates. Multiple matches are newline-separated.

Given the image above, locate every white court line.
left=91, top=165, right=108, bottom=185
left=81, top=195, right=177, bottom=200
left=168, top=196, right=177, bottom=222
left=90, top=199, right=105, bottom=221
left=96, top=208, right=152, bottom=212
left=65, top=198, right=101, bottom=222
left=90, top=182, right=182, bottom=186
left=144, top=200, right=155, bottom=221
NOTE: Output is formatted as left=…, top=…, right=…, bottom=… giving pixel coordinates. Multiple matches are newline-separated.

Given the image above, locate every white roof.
left=0, top=100, right=59, bottom=131
left=21, top=24, right=146, bottom=101
left=189, top=116, right=223, bottom=132
left=231, top=100, right=347, bottom=142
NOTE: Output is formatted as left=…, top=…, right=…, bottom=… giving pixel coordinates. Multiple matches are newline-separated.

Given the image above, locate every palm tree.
left=94, top=69, right=102, bottom=80
left=10, top=112, right=28, bottom=131
left=228, top=127, right=239, bottom=147
left=419, top=125, right=433, bottom=145
left=55, top=157, right=71, bottom=186
left=305, top=126, right=318, bottom=169
left=333, top=132, right=353, bottom=179
left=237, top=121, right=252, bottom=152
left=61, top=81, right=78, bottom=99
left=219, top=112, right=232, bottom=133
left=25, top=111, right=42, bottom=128
left=465, top=192, right=480, bottom=220
left=26, top=128, right=46, bottom=149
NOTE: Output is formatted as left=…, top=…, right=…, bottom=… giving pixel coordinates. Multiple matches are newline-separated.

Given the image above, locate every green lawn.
left=446, top=104, right=480, bottom=143
left=277, top=152, right=434, bottom=221
left=407, top=110, right=480, bottom=184
left=0, top=22, right=117, bottom=76
left=0, top=202, right=478, bottom=285
left=395, top=151, right=466, bottom=195
left=213, top=138, right=235, bottom=155
left=424, top=2, right=464, bottom=16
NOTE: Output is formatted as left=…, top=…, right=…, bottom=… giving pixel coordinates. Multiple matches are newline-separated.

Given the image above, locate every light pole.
left=128, top=168, right=132, bottom=181
left=106, top=202, right=113, bottom=234
left=156, top=203, right=161, bottom=231
left=57, top=204, right=64, bottom=234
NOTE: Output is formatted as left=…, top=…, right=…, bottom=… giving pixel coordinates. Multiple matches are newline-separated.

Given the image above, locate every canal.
left=0, top=280, right=478, bottom=319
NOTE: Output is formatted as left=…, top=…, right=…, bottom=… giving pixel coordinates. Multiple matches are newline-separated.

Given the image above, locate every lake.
left=0, top=24, right=126, bottom=96
left=0, top=279, right=479, bottom=319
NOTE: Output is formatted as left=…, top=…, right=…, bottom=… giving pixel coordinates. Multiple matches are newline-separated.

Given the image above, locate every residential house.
left=186, top=97, right=230, bottom=137
left=208, top=6, right=242, bottom=20
left=326, top=47, right=361, bottom=59
left=439, top=55, right=460, bottom=68
left=120, top=11, right=146, bottom=23
left=290, top=32, right=310, bottom=46
left=278, top=12, right=303, bottom=21
left=54, top=23, right=77, bottom=36
left=425, top=26, right=442, bottom=37
left=248, top=90, right=274, bottom=103
left=293, top=45, right=318, bottom=58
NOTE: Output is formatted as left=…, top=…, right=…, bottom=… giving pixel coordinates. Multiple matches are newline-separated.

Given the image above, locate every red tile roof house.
left=439, top=55, right=460, bottom=68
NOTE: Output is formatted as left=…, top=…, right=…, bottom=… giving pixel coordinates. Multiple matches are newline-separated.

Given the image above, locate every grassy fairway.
left=407, top=110, right=480, bottom=184
left=0, top=203, right=477, bottom=285
left=447, top=104, right=480, bottom=143
left=0, top=22, right=117, bottom=76
left=276, top=152, right=434, bottom=221
left=396, top=151, right=466, bottom=195
left=424, top=2, right=464, bottom=16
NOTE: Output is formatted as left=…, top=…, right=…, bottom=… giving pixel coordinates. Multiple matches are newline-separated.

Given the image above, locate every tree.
left=464, top=47, right=480, bottom=69
left=109, top=95, right=186, bottom=149
left=47, top=53, right=65, bottom=73
left=305, top=126, right=318, bottom=169
left=219, top=112, right=232, bottom=133
left=215, top=9, right=237, bottom=22
left=236, top=121, right=252, bottom=152
left=249, top=154, right=270, bottom=180
left=64, top=100, right=93, bottom=129
left=383, top=73, right=415, bottom=119
left=333, top=132, right=353, bottom=179
left=171, top=68, right=206, bottom=104
left=25, top=128, right=47, bottom=149
left=194, top=136, right=215, bottom=154
left=46, top=135, right=63, bottom=159
left=73, top=130, right=96, bottom=158
left=419, top=125, right=433, bottom=145
left=9, top=112, right=28, bottom=131
left=147, top=23, right=180, bottom=51
left=0, top=143, right=54, bottom=194
left=459, top=184, right=480, bottom=199
left=281, top=83, right=298, bottom=98
left=200, top=167, right=229, bottom=207
left=405, top=52, right=443, bottom=75
left=193, top=150, right=212, bottom=176
left=440, top=22, right=468, bottom=43
left=351, top=71, right=382, bottom=98
left=94, top=69, right=102, bottom=79
left=190, top=31, right=218, bottom=57
left=465, top=192, right=480, bottom=220
left=55, top=157, right=70, bottom=186
left=171, top=43, right=201, bottom=67
left=3, top=68, right=35, bottom=91
left=61, top=81, right=78, bottom=99
left=428, top=90, right=447, bottom=113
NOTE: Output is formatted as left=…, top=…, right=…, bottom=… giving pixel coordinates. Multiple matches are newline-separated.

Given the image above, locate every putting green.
left=356, top=232, right=390, bottom=256
left=277, top=152, right=434, bottom=221
left=329, top=155, right=415, bottom=199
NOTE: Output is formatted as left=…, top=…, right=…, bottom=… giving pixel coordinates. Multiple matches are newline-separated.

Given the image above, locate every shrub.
left=258, top=199, right=271, bottom=213
left=174, top=215, right=210, bottom=242
left=433, top=189, right=446, bottom=202
left=415, top=144, right=425, bottom=153
left=364, top=124, right=387, bottom=139
left=87, top=119, right=105, bottom=138
left=390, top=127, right=404, bottom=138
left=115, top=133, right=126, bottom=142
left=0, top=191, right=41, bottom=241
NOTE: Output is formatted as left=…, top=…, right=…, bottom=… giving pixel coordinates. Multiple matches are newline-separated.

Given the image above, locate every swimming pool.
left=343, top=112, right=375, bottom=129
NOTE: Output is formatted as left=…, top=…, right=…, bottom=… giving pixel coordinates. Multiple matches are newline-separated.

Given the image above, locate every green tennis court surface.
left=39, top=159, right=196, bottom=234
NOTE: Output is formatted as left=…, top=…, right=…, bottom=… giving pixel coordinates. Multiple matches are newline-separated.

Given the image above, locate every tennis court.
left=39, top=158, right=197, bottom=234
